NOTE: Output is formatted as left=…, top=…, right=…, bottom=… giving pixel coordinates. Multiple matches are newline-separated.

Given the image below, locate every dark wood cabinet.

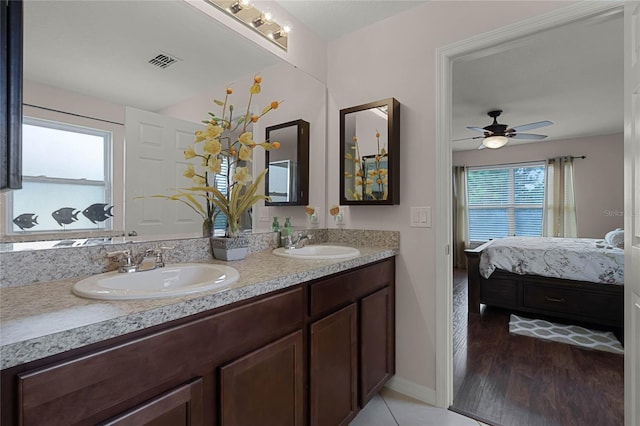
left=360, top=287, right=394, bottom=406
left=10, top=287, right=304, bottom=426
left=1, top=258, right=395, bottom=426
left=100, top=378, right=204, bottom=426
left=310, top=304, right=358, bottom=426
left=220, top=331, right=304, bottom=426
left=309, top=259, right=396, bottom=424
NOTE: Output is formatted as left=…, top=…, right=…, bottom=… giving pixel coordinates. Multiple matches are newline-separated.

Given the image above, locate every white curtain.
left=543, top=156, right=577, bottom=237
left=452, top=166, right=468, bottom=268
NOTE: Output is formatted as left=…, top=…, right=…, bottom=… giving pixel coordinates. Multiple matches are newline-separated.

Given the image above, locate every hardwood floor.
left=450, top=269, right=624, bottom=426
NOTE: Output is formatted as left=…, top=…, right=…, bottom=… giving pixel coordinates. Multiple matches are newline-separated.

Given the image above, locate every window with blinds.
left=466, top=162, right=545, bottom=242
left=213, top=159, right=229, bottom=233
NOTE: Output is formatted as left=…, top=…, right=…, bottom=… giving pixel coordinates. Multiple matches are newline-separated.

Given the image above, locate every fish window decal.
left=13, top=213, right=39, bottom=231
left=52, top=208, right=80, bottom=227
left=13, top=203, right=114, bottom=232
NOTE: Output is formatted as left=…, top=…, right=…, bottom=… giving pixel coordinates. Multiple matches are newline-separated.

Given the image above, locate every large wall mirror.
left=340, top=98, right=400, bottom=205
left=1, top=0, right=326, bottom=247
left=264, top=119, right=309, bottom=206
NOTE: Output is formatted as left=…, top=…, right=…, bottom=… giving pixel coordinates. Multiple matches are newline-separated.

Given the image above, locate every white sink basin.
left=272, top=245, right=360, bottom=260
left=72, top=263, right=240, bottom=300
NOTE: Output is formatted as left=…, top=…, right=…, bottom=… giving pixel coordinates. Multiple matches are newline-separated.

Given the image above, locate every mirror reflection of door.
left=265, top=119, right=310, bottom=206
left=125, top=107, right=203, bottom=236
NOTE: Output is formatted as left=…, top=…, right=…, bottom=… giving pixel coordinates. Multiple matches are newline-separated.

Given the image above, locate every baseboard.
left=384, top=376, right=437, bottom=406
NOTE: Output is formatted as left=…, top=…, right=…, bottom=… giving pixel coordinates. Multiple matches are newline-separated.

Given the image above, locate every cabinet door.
left=360, top=287, right=394, bottom=405
left=310, top=303, right=358, bottom=426
left=100, top=378, right=203, bottom=426
left=220, top=330, right=304, bottom=426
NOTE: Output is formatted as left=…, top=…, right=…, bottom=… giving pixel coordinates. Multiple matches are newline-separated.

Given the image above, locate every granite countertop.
left=0, top=244, right=397, bottom=370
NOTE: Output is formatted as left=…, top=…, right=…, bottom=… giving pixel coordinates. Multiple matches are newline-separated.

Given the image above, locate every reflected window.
left=213, top=157, right=230, bottom=232
left=8, top=118, right=112, bottom=234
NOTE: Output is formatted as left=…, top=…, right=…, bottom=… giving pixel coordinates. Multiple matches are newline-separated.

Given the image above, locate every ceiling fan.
left=458, top=110, right=553, bottom=149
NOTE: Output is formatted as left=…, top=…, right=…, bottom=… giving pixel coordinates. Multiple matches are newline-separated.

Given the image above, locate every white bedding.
left=478, top=236, right=624, bottom=285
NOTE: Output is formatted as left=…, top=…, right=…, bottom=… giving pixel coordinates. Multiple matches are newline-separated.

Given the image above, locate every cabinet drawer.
left=17, top=287, right=304, bottom=425
left=523, top=284, right=621, bottom=322
left=480, top=277, right=519, bottom=307
left=310, top=259, right=394, bottom=317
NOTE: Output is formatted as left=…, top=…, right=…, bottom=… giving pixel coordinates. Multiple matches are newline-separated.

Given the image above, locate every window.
left=466, top=162, right=545, bottom=242
left=212, top=158, right=229, bottom=233
left=9, top=118, right=112, bottom=234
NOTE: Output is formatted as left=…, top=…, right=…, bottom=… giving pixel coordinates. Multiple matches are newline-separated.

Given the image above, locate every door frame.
left=434, top=1, right=625, bottom=408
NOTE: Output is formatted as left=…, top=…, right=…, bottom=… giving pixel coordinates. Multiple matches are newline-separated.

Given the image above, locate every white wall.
left=326, top=0, right=573, bottom=400
left=453, top=133, right=624, bottom=239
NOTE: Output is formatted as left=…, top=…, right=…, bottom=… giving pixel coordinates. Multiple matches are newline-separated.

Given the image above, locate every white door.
left=125, top=107, right=202, bottom=237
left=624, top=3, right=640, bottom=426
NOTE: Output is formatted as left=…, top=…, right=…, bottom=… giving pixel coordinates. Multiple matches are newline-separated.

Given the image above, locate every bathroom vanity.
left=0, top=245, right=396, bottom=426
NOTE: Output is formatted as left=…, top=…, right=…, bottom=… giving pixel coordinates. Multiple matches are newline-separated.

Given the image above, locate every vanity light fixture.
left=252, top=16, right=265, bottom=27
left=482, top=135, right=509, bottom=149
left=372, top=105, right=388, bottom=119
left=229, top=2, right=242, bottom=14
left=207, top=0, right=289, bottom=51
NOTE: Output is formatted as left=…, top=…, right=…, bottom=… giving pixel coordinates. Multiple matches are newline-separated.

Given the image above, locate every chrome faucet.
left=284, top=233, right=313, bottom=249
left=107, top=246, right=173, bottom=273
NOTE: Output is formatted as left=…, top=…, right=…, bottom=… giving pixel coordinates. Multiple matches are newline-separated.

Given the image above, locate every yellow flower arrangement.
left=344, top=131, right=388, bottom=200
left=154, top=75, right=282, bottom=237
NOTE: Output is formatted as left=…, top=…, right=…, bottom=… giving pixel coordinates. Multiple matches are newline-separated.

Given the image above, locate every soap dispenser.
left=280, top=217, right=292, bottom=247
left=271, top=217, right=280, bottom=232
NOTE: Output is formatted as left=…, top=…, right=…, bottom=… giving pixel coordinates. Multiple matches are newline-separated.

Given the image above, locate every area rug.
left=509, top=314, right=624, bottom=354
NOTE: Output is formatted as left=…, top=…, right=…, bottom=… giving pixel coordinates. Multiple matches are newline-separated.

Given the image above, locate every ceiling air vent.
left=148, top=52, right=181, bottom=69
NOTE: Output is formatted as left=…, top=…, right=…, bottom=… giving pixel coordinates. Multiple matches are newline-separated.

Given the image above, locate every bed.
left=464, top=236, right=624, bottom=330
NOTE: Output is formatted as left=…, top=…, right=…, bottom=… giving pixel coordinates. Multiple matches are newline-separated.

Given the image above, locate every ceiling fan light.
left=482, top=135, right=509, bottom=149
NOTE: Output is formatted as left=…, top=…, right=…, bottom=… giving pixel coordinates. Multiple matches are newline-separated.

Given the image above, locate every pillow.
left=605, top=228, right=624, bottom=249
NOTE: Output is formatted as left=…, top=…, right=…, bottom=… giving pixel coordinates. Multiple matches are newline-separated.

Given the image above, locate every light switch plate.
left=410, top=206, right=431, bottom=228
left=258, top=206, right=270, bottom=222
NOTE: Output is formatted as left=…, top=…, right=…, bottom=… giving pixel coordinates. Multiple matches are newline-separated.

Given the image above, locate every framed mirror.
left=340, top=98, right=400, bottom=205
left=264, top=119, right=310, bottom=206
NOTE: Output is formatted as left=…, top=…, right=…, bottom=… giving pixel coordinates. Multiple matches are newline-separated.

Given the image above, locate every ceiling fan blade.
left=466, top=126, right=489, bottom=133
left=507, top=120, right=553, bottom=133
left=453, top=136, right=483, bottom=142
left=510, top=133, right=548, bottom=140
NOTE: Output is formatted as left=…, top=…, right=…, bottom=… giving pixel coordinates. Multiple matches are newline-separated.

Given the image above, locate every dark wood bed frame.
left=464, top=241, right=624, bottom=331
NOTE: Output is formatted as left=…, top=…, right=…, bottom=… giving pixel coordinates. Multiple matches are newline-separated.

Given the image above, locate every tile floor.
left=349, top=388, right=489, bottom=426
